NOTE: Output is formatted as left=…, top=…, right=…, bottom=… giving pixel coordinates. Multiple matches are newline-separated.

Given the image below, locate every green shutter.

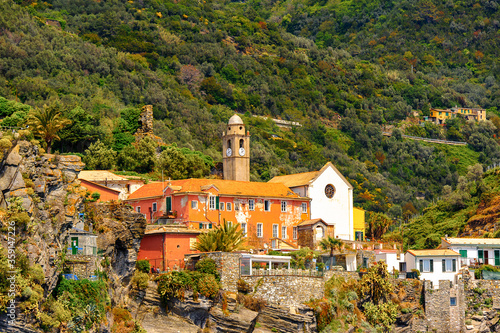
left=459, top=250, right=467, bottom=258
left=495, top=250, right=500, bottom=266
left=199, top=223, right=203, bottom=229
left=216, top=196, right=220, bottom=208
left=479, top=250, right=484, bottom=259
left=442, top=259, right=446, bottom=272
left=452, top=259, right=456, bottom=272
left=430, top=259, right=434, bottom=272
left=209, top=223, right=212, bottom=229
left=166, top=197, right=172, bottom=212
left=419, top=260, right=423, bottom=272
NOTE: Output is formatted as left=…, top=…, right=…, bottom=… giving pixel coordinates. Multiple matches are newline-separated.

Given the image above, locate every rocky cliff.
left=0, top=139, right=147, bottom=332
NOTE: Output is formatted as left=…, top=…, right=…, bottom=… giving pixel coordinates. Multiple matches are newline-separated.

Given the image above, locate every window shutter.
left=442, top=259, right=446, bottom=272
left=166, top=197, right=172, bottom=212
left=430, top=259, right=434, bottom=272
left=216, top=196, right=220, bottom=208
left=419, top=260, right=423, bottom=272
left=453, top=259, right=456, bottom=272
left=199, top=223, right=203, bottom=229
left=209, top=223, right=212, bottom=229
left=495, top=250, right=500, bottom=266
left=479, top=250, right=484, bottom=259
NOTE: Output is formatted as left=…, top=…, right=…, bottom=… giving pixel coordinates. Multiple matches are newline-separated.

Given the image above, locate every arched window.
left=227, top=140, right=231, bottom=149
left=239, top=139, right=244, bottom=148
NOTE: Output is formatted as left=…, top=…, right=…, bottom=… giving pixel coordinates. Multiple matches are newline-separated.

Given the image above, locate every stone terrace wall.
left=241, top=275, right=324, bottom=306
left=324, top=270, right=359, bottom=281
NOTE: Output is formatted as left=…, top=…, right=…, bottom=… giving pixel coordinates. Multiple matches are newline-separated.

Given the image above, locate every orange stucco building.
left=79, top=179, right=120, bottom=202
left=137, top=224, right=202, bottom=271
left=126, top=178, right=310, bottom=248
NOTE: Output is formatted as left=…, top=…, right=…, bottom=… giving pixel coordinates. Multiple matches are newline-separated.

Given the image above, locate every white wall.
left=375, top=253, right=404, bottom=272
left=406, top=253, right=460, bottom=288
left=447, top=246, right=500, bottom=266
left=306, top=166, right=353, bottom=240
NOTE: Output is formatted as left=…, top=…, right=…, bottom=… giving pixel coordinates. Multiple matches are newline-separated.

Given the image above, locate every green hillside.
left=1, top=0, right=499, bottom=222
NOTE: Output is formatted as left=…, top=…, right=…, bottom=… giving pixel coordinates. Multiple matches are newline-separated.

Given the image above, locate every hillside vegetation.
left=404, top=166, right=500, bottom=250
left=1, top=0, right=500, bottom=225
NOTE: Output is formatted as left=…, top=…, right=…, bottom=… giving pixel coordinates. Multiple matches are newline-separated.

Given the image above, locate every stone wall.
left=241, top=275, right=324, bottom=306
left=323, top=270, right=359, bottom=281
left=202, top=252, right=241, bottom=293
left=423, top=280, right=465, bottom=332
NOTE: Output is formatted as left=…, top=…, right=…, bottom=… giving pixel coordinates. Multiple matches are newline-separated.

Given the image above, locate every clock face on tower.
left=226, top=148, right=232, bottom=157
left=239, top=147, right=245, bottom=156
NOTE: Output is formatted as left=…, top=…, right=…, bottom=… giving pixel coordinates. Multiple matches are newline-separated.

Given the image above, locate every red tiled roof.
left=127, top=182, right=166, bottom=200
left=127, top=178, right=306, bottom=200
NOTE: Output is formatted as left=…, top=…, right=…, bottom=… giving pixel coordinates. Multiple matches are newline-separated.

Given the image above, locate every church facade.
left=269, top=162, right=355, bottom=241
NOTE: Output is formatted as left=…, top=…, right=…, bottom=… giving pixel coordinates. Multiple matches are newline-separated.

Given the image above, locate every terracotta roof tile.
left=268, top=171, right=319, bottom=187
left=127, top=182, right=166, bottom=199
left=441, top=237, right=500, bottom=245
left=127, top=179, right=306, bottom=200
left=406, top=249, right=460, bottom=257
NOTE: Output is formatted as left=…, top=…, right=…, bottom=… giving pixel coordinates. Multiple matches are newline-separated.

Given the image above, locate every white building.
left=269, top=162, right=354, bottom=240
left=374, top=249, right=405, bottom=273
left=78, top=170, right=144, bottom=200
left=440, top=237, right=500, bottom=266
left=405, top=249, right=461, bottom=287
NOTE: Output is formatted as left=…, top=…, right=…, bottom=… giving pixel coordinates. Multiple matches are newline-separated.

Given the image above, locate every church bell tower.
left=222, top=114, right=250, bottom=181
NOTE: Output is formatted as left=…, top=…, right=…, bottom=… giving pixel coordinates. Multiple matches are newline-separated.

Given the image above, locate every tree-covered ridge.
left=1, top=0, right=499, bottom=222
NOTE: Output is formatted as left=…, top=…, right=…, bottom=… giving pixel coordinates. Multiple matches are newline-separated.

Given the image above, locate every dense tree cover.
left=1, top=0, right=500, bottom=220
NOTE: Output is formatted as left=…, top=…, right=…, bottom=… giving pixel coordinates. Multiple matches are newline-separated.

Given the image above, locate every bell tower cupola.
left=222, top=114, right=250, bottom=181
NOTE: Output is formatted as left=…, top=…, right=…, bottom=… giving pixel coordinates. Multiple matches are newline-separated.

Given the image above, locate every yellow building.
left=429, top=108, right=455, bottom=124
left=454, top=107, right=486, bottom=121
left=353, top=207, right=365, bottom=241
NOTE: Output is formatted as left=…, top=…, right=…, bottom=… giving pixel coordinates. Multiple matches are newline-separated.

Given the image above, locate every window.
left=249, top=199, right=255, bottom=211
left=241, top=223, right=247, bottom=237
left=191, top=200, right=198, bottom=209
left=419, top=259, right=433, bottom=273
left=136, top=206, right=141, bottom=213
left=442, top=259, right=456, bottom=272
left=325, top=184, right=335, bottom=198
left=220, top=203, right=225, bottom=211
left=209, top=196, right=217, bottom=210
left=293, top=227, right=297, bottom=240
left=257, top=223, right=263, bottom=238
left=459, top=250, right=467, bottom=258
left=271, top=239, right=277, bottom=248
left=281, top=201, right=287, bottom=212
left=234, top=203, right=240, bottom=211
left=450, top=297, right=457, bottom=306
left=264, top=200, right=271, bottom=212
left=227, top=202, right=232, bottom=211
left=272, top=224, right=278, bottom=238
left=301, top=202, right=307, bottom=213
left=282, top=226, right=287, bottom=239
left=152, top=202, right=157, bottom=212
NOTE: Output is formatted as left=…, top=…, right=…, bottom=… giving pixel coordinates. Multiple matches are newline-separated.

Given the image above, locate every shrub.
left=364, top=301, right=398, bottom=331
left=196, top=258, right=220, bottom=280
left=197, top=274, right=220, bottom=299
left=135, top=260, right=151, bottom=273
left=131, top=271, right=149, bottom=289
left=237, top=278, right=251, bottom=294
left=236, top=293, right=267, bottom=312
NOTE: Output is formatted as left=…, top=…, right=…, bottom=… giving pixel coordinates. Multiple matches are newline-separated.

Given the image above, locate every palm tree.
left=26, top=104, right=71, bottom=154
left=319, top=236, right=343, bottom=270
left=194, top=220, right=244, bottom=252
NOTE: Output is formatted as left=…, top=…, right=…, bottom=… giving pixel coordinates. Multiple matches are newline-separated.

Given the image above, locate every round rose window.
left=325, top=184, right=335, bottom=198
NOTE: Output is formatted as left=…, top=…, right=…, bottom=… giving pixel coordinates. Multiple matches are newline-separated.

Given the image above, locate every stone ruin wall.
left=423, top=280, right=465, bottom=333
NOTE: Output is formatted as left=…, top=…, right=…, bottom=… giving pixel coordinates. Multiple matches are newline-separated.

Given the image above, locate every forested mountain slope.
left=1, top=0, right=499, bottom=223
